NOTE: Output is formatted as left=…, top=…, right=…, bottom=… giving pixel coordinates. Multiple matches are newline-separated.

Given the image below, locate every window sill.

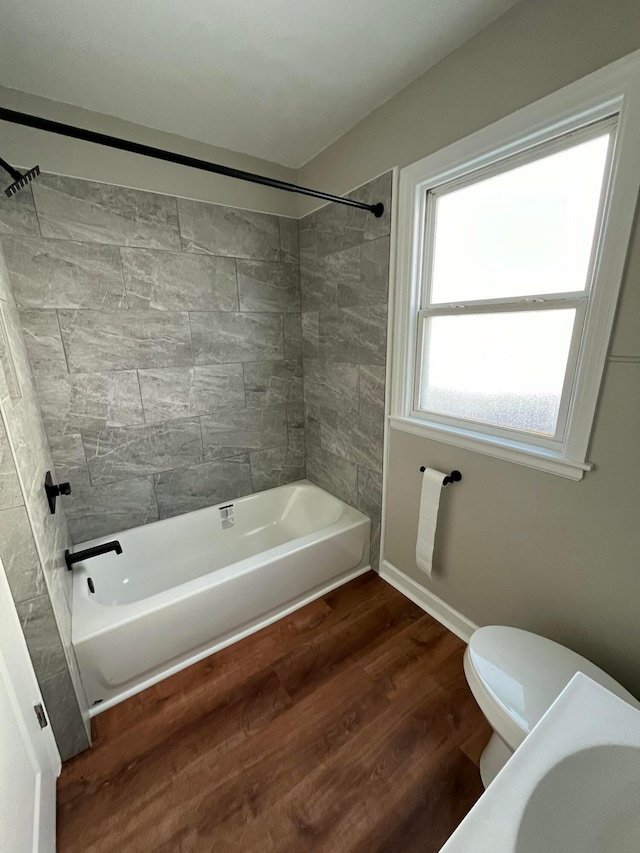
left=388, top=416, right=593, bottom=481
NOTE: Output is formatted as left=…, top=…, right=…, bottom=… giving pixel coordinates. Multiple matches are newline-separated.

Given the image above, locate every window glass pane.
left=418, top=309, right=577, bottom=435
left=429, top=133, right=611, bottom=304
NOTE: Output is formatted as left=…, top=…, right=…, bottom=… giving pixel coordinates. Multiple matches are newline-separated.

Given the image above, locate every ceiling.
left=0, top=0, right=519, bottom=168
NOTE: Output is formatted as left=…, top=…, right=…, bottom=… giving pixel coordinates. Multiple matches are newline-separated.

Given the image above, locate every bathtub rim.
left=72, top=480, right=370, bottom=642
left=74, top=478, right=342, bottom=552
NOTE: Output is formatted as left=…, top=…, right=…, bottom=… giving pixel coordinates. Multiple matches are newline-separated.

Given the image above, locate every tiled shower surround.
left=0, top=235, right=89, bottom=760
left=2, top=174, right=305, bottom=542
left=2, top=171, right=391, bottom=553
left=300, top=172, right=392, bottom=569
left=0, top=170, right=390, bottom=760
left=0, top=169, right=391, bottom=544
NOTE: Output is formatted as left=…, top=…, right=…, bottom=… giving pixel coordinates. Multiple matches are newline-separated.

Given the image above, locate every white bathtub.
left=71, top=480, right=370, bottom=713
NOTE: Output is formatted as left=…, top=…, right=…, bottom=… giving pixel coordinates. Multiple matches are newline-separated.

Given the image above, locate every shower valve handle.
left=45, top=471, right=72, bottom=514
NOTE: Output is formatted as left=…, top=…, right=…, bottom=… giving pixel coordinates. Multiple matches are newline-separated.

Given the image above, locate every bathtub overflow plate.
left=219, top=504, right=235, bottom=529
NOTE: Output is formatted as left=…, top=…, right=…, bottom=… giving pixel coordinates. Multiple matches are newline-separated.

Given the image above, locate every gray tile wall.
left=0, top=237, right=89, bottom=760
left=0, top=170, right=391, bottom=763
left=300, top=172, right=392, bottom=569
left=1, top=175, right=304, bottom=541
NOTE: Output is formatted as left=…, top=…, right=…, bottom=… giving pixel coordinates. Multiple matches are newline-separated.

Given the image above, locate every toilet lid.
left=467, top=626, right=640, bottom=740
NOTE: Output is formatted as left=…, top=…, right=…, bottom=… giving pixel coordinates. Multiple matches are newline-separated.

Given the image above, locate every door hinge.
left=34, top=703, right=48, bottom=729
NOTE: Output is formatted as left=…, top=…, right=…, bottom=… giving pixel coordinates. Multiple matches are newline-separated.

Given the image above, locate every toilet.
left=464, top=625, right=640, bottom=788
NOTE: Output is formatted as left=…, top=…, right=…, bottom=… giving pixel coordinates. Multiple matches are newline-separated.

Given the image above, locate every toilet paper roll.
left=415, top=467, right=445, bottom=577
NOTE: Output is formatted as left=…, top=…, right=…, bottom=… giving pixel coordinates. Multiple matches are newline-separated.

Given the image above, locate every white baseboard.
left=379, top=560, right=477, bottom=643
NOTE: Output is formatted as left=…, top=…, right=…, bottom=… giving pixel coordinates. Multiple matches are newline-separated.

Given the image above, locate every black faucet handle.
left=45, top=471, right=72, bottom=514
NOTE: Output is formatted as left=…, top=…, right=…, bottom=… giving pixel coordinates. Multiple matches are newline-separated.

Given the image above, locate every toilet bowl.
left=464, top=625, right=640, bottom=788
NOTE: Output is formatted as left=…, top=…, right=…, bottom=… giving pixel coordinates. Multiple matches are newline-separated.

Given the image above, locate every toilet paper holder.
left=419, top=467, right=462, bottom=486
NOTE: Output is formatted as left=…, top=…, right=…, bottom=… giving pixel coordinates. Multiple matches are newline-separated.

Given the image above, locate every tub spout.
left=65, top=540, right=122, bottom=571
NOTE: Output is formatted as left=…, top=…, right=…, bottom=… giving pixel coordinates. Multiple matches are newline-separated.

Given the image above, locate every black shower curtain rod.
left=0, top=107, right=384, bottom=217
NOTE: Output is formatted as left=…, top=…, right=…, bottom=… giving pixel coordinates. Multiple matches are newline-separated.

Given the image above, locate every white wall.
left=297, top=0, right=640, bottom=215
left=0, top=86, right=299, bottom=217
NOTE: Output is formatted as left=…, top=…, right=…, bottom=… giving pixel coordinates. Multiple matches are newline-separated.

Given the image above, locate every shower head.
left=0, top=156, right=40, bottom=197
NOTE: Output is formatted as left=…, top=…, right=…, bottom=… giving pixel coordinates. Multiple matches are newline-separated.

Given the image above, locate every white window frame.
left=390, top=49, right=640, bottom=480
left=414, top=117, right=615, bottom=451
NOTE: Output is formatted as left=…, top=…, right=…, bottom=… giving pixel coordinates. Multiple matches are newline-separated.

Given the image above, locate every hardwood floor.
left=57, top=573, right=490, bottom=852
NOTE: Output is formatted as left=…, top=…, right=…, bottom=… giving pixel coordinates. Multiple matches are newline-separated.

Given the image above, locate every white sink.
left=516, top=744, right=640, bottom=852
left=441, top=673, right=640, bottom=853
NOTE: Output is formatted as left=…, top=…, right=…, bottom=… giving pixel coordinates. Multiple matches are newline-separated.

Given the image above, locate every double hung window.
left=415, top=121, right=613, bottom=444
left=391, top=53, right=640, bottom=479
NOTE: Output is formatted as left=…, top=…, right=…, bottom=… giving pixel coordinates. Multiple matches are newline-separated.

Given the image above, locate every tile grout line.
left=169, top=195, right=181, bottom=255
left=232, top=257, right=240, bottom=312
left=186, top=311, right=196, bottom=368
left=54, top=308, right=73, bottom=375
left=116, top=246, right=130, bottom=310
left=134, top=368, right=147, bottom=425
left=197, top=415, right=205, bottom=466
left=28, top=186, right=45, bottom=240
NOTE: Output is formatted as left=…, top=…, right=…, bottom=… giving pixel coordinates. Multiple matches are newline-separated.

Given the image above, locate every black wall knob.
left=45, top=471, right=72, bottom=514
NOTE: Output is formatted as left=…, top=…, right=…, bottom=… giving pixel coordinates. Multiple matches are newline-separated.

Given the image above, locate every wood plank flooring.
left=57, top=573, right=490, bottom=852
